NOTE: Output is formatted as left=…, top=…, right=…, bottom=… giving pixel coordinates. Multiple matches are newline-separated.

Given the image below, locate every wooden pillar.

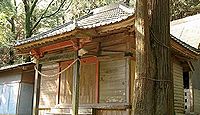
left=33, top=59, right=42, bottom=115
left=95, top=58, right=99, bottom=103
left=72, top=49, right=80, bottom=115
left=56, top=63, right=61, bottom=104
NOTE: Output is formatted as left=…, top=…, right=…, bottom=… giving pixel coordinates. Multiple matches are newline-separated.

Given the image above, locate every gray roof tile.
left=15, top=3, right=134, bottom=46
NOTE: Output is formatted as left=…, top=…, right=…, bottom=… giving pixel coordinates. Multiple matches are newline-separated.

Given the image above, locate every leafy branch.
left=31, top=0, right=72, bottom=32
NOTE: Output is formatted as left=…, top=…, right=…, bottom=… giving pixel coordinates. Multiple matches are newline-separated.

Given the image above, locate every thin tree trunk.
left=25, top=12, right=32, bottom=38
left=133, top=0, right=173, bottom=114
left=8, top=16, right=16, bottom=65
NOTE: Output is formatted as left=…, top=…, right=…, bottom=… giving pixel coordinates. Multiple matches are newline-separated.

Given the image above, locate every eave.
left=170, top=38, right=199, bottom=60
left=15, top=16, right=135, bottom=55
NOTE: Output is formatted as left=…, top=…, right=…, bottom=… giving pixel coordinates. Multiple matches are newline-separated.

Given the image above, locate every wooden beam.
left=171, top=39, right=198, bottom=59
left=72, top=42, right=81, bottom=115
left=125, top=57, right=131, bottom=103
left=32, top=59, right=42, bottom=115
left=95, top=16, right=135, bottom=34
left=81, top=57, right=97, bottom=63
left=39, top=40, right=73, bottom=54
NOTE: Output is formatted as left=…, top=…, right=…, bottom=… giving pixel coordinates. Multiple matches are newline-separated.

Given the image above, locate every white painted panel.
left=0, top=83, right=19, bottom=114
left=18, top=83, right=34, bottom=115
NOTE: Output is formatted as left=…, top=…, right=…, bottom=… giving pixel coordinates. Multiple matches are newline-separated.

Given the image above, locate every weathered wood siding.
left=60, top=61, right=96, bottom=104
left=79, top=63, right=96, bottom=104
left=39, top=63, right=59, bottom=108
left=96, top=110, right=129, bottom=115
left=22, top=71, right=35, bottom=84
left=173, top=63, right=184, bottom=114
left=60, top=61, right=73, bottom=104
left=194, top=89, right=200, bottom=114
left=0, top=72, right=21, bottom=84
left=99, top=59, right=126, bottom=103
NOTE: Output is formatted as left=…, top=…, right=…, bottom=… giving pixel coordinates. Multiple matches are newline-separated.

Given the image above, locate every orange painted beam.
left=81, top=56, right=97, bottom=63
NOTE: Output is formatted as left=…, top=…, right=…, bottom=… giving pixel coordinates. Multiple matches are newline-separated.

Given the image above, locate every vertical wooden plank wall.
left=59, top=61, right=96, bottom=104
left=79, top=63, right=96, bottom=104
left=99, top=59, right=126, bottom=103
left=39, top=63, right=59, bottom=108
left=173, top=63, right=184, bottom=115
left=60, top=61, right=73, bottom=104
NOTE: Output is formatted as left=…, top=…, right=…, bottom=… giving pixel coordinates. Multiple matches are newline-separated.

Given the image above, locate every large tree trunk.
left=150, top=0, right=173, bottom=114
left=133, top=0, right=173, bottom=114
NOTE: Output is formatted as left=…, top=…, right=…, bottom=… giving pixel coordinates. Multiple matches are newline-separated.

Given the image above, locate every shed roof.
left=170, top=14, right=200, bottom=49
left=15, top=3, right=134, bottom=46
left=0, top=62, right=35, bottom=72
left=171, top=35, right=199, bottom=55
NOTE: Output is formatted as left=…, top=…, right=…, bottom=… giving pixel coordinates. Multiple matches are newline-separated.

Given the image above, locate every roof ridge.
left=91, top=3, right=133, bottom=15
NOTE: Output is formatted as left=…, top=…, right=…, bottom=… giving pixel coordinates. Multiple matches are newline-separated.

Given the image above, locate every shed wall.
left=0, top=72, right=21, bottom=115
left=173, top=63, right=184, bottom=115
left=191, top=60, right=200, bottom=114
left=191, top=60, right=200, bottom=89
left=194, top=89, right=200, bottom=114
left=0, top=72, right=21, bottom=84
left=0, top=83, right=19, bottom=115
left=18, top=83, right=34, bottom=115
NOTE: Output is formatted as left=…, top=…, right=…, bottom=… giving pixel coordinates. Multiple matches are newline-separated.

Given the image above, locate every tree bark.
left=133, top=0, right=173, bottom=114
left=150, top=0, right=173, bottom=114
left=133, top=0, right=155, bottom=114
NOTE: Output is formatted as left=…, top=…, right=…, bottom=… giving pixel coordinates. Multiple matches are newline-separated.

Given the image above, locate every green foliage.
left=171, top=0, right=200, bottom=20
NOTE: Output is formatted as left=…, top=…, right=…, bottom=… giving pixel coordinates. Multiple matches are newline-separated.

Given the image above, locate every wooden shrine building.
left=15, top=4, right=199, bottom=115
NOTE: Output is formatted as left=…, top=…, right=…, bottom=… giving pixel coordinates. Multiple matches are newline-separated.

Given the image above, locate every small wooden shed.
left=171, top=15, right=200, bottom=115
left=15, top=3, right=199, bottom=115
left=0, top=62, right=35, bottom=115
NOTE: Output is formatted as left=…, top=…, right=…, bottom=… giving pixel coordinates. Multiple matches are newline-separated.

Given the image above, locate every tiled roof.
left=15, top=3, right=134, bottom=46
